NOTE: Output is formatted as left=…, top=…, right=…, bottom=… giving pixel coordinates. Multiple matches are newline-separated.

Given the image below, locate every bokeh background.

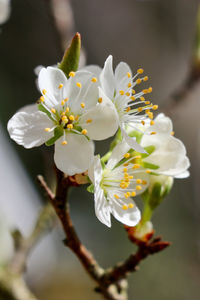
left=0, top=0, right=200, bottom=299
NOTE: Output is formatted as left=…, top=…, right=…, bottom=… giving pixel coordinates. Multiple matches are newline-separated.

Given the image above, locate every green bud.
left=58, top=32, right=81, bottom=78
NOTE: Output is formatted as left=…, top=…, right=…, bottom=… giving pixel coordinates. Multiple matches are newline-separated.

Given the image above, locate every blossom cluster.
left=7, top=55, right=190, bottom=232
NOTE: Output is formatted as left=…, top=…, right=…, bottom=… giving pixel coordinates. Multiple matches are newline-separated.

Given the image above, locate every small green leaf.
left=143, top=161, right=159, bottom=170
left=87, top=184, right=94, bottom=193
left=58, top=33, right=81, bottom=78
left=38, top=104, right=55, bottom=121
left=141, top=145, right=156, bottom=158
left=45, top=127, right=64, bottom=146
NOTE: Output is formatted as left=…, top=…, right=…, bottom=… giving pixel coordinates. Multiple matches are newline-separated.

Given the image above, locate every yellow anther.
left=44, top=128, right=51, bottom=132
left=128, top=203, right=134, bottom=209
left=69, top=115, right=75, bottom=121
left=91, top=77, right=97, bottom=83
left=40, top=96, right=45, bottom=102
left=145, top=170, right=151, bottom=174
left=171, top=131, right=175, bottom=136
left=82, top=129, right=87, bottom=135
left=123, top=163, right=129, bottom=167
left=148, top=87, right=153, bottom=93
left=143, top=76, right=149, bottom=81
left=124, top=192, right=131, bottom=198
left=141, top=120, right=145, bottom=125
left=134, top=155, right=142, bottom=159
left=131, top=191, right=136, bottom=197
left=150, top=120, right=155, bottom=126
left=124, top=153, right=130, bottom=159
left=143, top=89, right=149, bottom=94
left=61, top=100, right=65, bottom=106
left=122, top=205, right=128, bottom=210
left=69, top=71, right=75, bottom=77
left=126, top=92, right=130, bottom=97
left=136, top=179, right=142, bottom=184
left=147, top=112, right=154, bottom=119
left=126, top=107, right=131, bottom=112
left=80, top=102, right=85, bottom=108
left=136, top=78, right=142, bottom=84
left=62, top=141, right=68, bottom=145
left=119, top=90, right=124, bottom=95
left=145, top=109, right=150, bottom=114
left=61, top=112, right=65, bottom=116
left=65, top=107, right=70, bottom=113
left=124, top=172, right=129, bottom=178
left=51, top=108, right=56, bottom=114
left=75, top=115, right=79, bottom=121
left=128, top=82, right=132, bottom=88
left=136, top=185, right=142, bottom=191
left=114, top=194, right=119, bottom=199
left=132, top=164, right=140, bottom=169
left=98, top=97, right=103, bottom=103
left=42, top=89, right=47, bottom=95
left=137, top=68, right=144, bottom=74
left=64, top=97, right=69, bottom=102
left=129, top=175, right=133, bottom=179
left=67, top=124, right=73, bottom=129
left=86, top=119, right=92, bottom=123
left=137, top=107, right=143, bottom=113
left=151, top=131, right=156, bottom=135
left=132, top=89, right=136, bottom=94
left=142, top=180, right=147, bottom=185
left=76, top=82, right=82, bottom=88
left=140, top=96, right=145, bottom=101
left=130, top=96, right=135, bottom=101
left=123, top=168, right=128, bottom=172
left=127, top=72, right=131, bottom=78
left=145, top=101, right=150, bottom=105
left=58, top=84, right=63, bottom=89
left=62, top=116, right=68, bottom=123
left=152, top=105, right=158, bottom=110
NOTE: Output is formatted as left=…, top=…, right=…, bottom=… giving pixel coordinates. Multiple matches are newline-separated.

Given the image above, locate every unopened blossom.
left=85, top=55, right=158, bottom=153
left=88, top=142, right=149, bottom=227
left=0, top=0, right=10, bottom=24
left=132, top=221, right=153, bottom=242
left=8, top=67, right=118, bottom=175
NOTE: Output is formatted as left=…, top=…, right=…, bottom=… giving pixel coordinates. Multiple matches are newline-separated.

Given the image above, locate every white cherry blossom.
left=0, top=0, right=10, bottom=24
left=8, top=67, right=119, bottom=176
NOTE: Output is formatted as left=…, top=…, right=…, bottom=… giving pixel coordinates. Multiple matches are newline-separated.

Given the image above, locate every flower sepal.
left=45, top=126, right=64, bottom=146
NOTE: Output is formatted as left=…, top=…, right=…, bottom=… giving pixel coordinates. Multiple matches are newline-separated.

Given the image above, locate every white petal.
left=88, top=156, right=103, bottom=185
left=174, top=170, right=190, bottom=179
left=7, top=111, right=54, bottom=148
left=38, top=67, right=68, bottom=107
left=99, top=55, right=115, bottom=99
left=54, top=133, right=94, bottom=176
left=121, top=127, right=146, bottom=153
left=111, top=200, right=141, bottom=227
left=115, top=62, right=132, bottom=93
left=94, top=184, right=111, bottom=228
left=0, top=0, right=10, bottom=24
left=79, top=88, right=119, bottom=140
left=107, top=140, right=130, bottom=170
left=17, top=104, right=38, bottom=114
left=81, top=65, right=102, bottom=78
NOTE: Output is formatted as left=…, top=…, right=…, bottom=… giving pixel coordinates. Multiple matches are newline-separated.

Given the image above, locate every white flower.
left=139, top=113, right=190, bottom=178
left=88, top=142, right=150, bottom=227
left=85, top=55, right=158, bottom=153
left=0, top=0, right=10, bottom=24
left=8, top=67, right=119, bottom=176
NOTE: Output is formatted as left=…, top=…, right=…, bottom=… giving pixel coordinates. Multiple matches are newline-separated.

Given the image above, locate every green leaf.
left=141, top=145, right=156, bottom=158
left=143, top=161, right=159, bottom=170
left=58, top=33, right=81, bottom=78
left=38, top=104, right=55, bottom=121
left=45, top=127, right=64, bottom=146
left=87, top=184, right=94, bottom=193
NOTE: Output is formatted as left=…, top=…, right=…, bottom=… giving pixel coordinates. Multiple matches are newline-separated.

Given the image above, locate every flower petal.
left=17, top=104, right=38, bottom=114
left=38, top=67, right=68, bottom=107
left=121, top=127, right=146, bottom=153
left=79, top=88, right=119, bottom=140
left=7, top=111, right=54, bottom=148
left=54, top=133, right=94, bottom=176
left=115, top=61, right=132, bottom=93
left=0, top=0, right=10, bottom=24
left=111, top=199, right=141, bottom=227
left=99, top=55, right=115, bottom=99
left=81, top=65, right=102, bottom=78
left=107, top=140, right=130, bottom=170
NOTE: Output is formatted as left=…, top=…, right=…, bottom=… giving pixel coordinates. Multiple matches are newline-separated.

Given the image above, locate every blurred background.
left=0, top=0, right=200, bottom=299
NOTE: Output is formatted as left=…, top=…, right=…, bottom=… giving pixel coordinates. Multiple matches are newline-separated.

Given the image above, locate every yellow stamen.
left=134, top=155, right=142, bottom=159
left=142, top=180, right=147, bottom=185
left=137, top=68, right=144, bottom=74
left=98, top=97, right=103, bottom=103
left=76, top=82, right=82, bottom=88
left=44, top=128, right=51, bottom=132
left=51, top=108, right=56, bottom=114
left=145, top=170, right=151, bottom=174
left=171, top=131, right=175, bottom=136
left=141, top=120, right=145, bottom=125
left=143, top=89, right=148, bottom=94
left=145, top=101, right=150, bottom=105
left=147, top=112, right=154, bottom=119
left=65, top=107, right=70, bottom=113
left=131, top=191, right=136, bottom=197
left=137, top=107, right=143, bottom=112
left=132, top=89, right=136, bottom=94
left=82, top=129, right=87, bottom=135
left=58, top=84, right=63, bottom=89
left=69, top=71, right=75, bottom=77
left=80, top=102, right=85, bottom=108
left=40, top=96, right=45, bottom=102
left=136, top=185, right=142, bottom=191
left=62, top=141, right=67, bottom=145
left=152, top=105, right=158, bottom=110
left=126, top=107, right=131, bottom=112
left=128, top=203, right=134, bottom=209
left=126, top=92, right=130, bottom=96
left=124, top=153, right=130, bottom=159
left=128, top=82, right=132, bottom=88
left=136, top=78, right=142, bottom=84
left=132, top=164, right=140, bottom=169
left=91, top=77, right=97, bottom=83
left=150, top=120, right=155, bottom=126
left=143, top=76, right=148, bottom=81
left=130, top=96, right=135, bottom=101
left=140, top=96, right=145, bottom=101
left=62, top=116, right=68, bottom=123
left=61, top=100, right=65, bottom=106
left=151, top=131, right=156, bottom=135
left=123, top=168, right=128, bottom=172
left=122, top=205, right=128, bottom=210
left=127, top=72, right=131, bottom=78
left=148, top=87, right=153, bottom=93
left=119, top=90, right=124, bottom=95
left=67, top=124, right=73, bottom=129
left=69, top=115, right=75, bottom=121
left=114, top=194, right=119, bottom=199
left=75, top=115, right=79, bottom=121
left=86, top=119, right=92, bottom=123
left=64, top=97, right=69, bottom=102
left=42, top=89, right=47, bottom=95
left=136, top=179, right=142, bottom=184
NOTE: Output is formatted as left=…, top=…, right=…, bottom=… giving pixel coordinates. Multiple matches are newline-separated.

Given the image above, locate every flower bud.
left=133, top=221, right=154, bottom=242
